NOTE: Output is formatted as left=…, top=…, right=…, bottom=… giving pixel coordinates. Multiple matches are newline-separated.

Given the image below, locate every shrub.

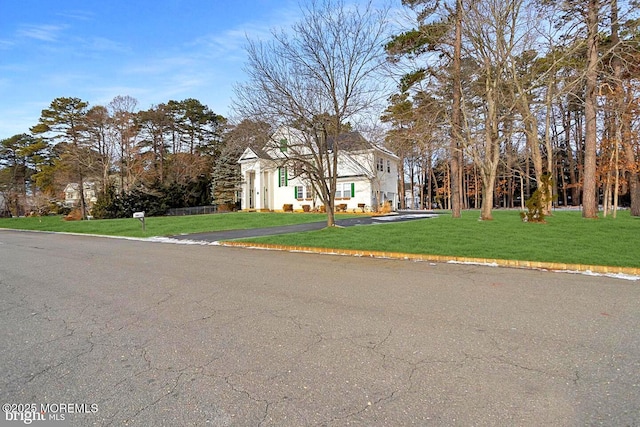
left=520, top=174, right=554, bottom=223
left=380, top=201, right=392, bottom=214
left=63, top=208, right=83, bottom=221
left=92, top=184, right=118, bottom=219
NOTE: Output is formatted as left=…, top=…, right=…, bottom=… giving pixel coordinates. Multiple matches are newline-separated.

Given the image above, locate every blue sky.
left=0, top=0, right=310, bottom=139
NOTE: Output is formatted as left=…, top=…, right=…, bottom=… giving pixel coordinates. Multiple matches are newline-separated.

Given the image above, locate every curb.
left=220, top=241, right=640, bottom=278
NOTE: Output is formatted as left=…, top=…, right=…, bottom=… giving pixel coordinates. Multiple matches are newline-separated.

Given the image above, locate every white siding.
left=238, top=129, right=399, bottom=212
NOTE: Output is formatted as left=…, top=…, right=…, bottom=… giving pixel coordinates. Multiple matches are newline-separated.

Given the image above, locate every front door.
left=262, top=171, right=270, bottom=210
left=248, top=172, right=255, bottom=209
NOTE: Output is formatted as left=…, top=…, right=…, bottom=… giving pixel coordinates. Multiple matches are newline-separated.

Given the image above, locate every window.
left=387, top=160, right=391, bottom=173
left=335, top=183, right=355, bottom=199
left=279, top=138, right=287, bottom=152
left=377, top=158, right=384, bottom=171
left=295, top=185, right=313, bottom=200
left=278, top=167, right=288, bottom=187
left=343, top=184, right=352, bottom=199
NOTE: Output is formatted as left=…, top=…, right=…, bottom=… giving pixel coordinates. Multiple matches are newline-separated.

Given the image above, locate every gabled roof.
left=327, top=131, right=371, bottom=152
left=338, top=154, right=375, bottom=179
left=64, top=182, right=96, bottom=191
left=238, top=126, right=399, bottom=163
left=328, top=131, right=399, bottom=160
left=374, top=144, right=400, bottom=160
left=238, top=146, right=273, bottom=163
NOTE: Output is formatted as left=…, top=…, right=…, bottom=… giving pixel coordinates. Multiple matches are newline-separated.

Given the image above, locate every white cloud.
left=81, top=36, right=131, bottom=54
left=17, top=24, right=66, bottom=42
left=56, top=10, right=94, bottom=21
left=0, top=39, right=14, bottom=50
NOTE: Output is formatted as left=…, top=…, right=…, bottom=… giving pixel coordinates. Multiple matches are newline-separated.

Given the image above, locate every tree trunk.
left=629, top=174, right=640, bottom=216
left=543, top=78, right=556, bottom=214
left=622, top=89, right=640, bottom=216
left=479, top=74, right=501, bottom=221
left=326, top=201, right=336, bottom=226
left=426, top=148, right=433, bottom=209
left=610, top=0, right=621, bottom=218
left=78, top=173, right=87, bottom=220
left=582, top=0, right=599, bottom=218
left=450, top=0, right=463, bottom=218
left=326, top=127, right=338, bottom=227
left=480, top=172, right=496, bottom=221
left=513, top=64, right=547, bottom=212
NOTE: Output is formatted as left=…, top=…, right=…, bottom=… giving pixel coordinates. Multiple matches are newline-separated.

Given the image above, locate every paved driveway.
left=1, top=230, right=639, bottom=426
left=171, top=211, right=438, bottom=242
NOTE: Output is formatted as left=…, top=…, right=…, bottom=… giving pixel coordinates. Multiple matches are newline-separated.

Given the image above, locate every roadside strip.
left=220, top=240, right=640, bottom=280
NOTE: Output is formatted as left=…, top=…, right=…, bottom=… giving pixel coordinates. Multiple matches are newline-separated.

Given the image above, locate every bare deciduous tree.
left=463, top=0, right=521, bottom=220
left=233, top=0, right=389, bottom=226
left=108, top=95, right=139, bottom=193
left=85, top=105, right=115, bottom=196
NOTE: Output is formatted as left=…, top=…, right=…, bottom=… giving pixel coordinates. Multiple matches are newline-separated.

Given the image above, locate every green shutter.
left=278, top=168, right=281, bottom=187
left=294, top=187, right=298, bottom=198
left=351, top=183, right=355, bottom=197
left=285, top=168, right=288, bottom=186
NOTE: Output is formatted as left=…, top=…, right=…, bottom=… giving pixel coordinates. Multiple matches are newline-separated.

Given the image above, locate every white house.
left=238, top=127, right=399, bottom=212
left=63, top=182, right=97, bottom=208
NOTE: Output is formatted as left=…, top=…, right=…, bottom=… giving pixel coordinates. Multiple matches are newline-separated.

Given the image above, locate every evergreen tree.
left=212, top=144, right=243, bottom=210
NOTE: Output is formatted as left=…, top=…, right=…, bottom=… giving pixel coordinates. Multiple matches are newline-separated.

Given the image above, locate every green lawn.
left=0, top=212, right=350, bottom=238
left=1, top=210, right=638, bottom=268
left=236, top=210, right=640, bottom=269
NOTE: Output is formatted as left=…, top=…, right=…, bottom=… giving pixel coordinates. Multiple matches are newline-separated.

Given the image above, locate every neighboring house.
left=237, top=127, right=399, bottom=212
left=405, top=184, right=422, bottom=210
left=64, top=182, right=97, bottom=208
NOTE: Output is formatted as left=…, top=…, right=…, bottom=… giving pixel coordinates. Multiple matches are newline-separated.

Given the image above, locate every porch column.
left=254, top=165, right=263, bottom=210
left=242, top=171, right=250, bottom=210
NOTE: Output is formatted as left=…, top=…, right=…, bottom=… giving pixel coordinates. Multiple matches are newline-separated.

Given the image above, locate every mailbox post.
left=133, top=211, right=145, bottom=231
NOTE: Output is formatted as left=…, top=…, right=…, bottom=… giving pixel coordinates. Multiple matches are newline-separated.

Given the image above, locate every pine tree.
left=211, top=145, right=243, bottom=210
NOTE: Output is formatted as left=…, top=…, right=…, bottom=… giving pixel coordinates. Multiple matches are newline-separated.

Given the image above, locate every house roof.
left=64, top=182, right=96, bottom=191
left=327, top=131, right=370, bottom=152
left=329, top=132, right=399, bottom=159
left=238, top=126, right=399, bottom=162
left=339, top=155, right=374, bottom=179
left=238, top=146, right=273, bottom=162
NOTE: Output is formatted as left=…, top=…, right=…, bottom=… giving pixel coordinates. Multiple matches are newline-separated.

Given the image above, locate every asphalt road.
left=1, top=230, right=639, bottom=426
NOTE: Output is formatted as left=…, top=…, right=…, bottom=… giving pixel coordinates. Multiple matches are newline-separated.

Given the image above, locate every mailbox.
left=133, top=211, right=146, bottom=231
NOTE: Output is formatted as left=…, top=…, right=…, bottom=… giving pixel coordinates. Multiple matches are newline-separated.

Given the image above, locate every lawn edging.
left=221, top=241, right=640, bottom=278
